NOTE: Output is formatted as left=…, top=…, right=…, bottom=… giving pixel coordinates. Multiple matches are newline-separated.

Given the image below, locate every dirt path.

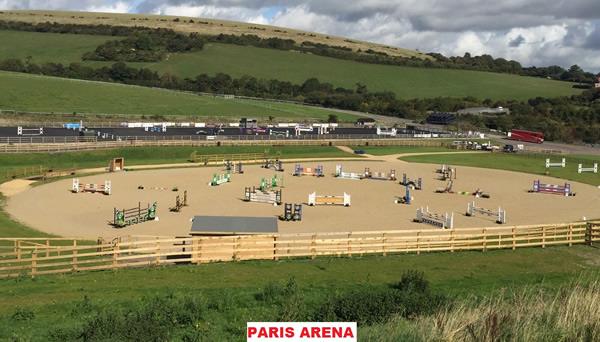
left=0, top=179, right=35, bottom=197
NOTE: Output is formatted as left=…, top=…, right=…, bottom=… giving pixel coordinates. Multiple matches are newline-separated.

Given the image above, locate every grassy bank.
left=0, top=245, right=598, bottom=340
left=0, top=145, right=351, bottom=173
left=148, top=43, right=579, bottom=100
left=0, top=71, right=355, bottom=121
left=350, top=145, right=470, bottom=155
left=400, top=152, right=600, bottom=186
left=362, top=279, right=600, bottom=341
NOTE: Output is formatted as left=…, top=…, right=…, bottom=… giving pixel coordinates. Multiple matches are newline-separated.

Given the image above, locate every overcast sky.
left=2, top=0, right=600, bottom=71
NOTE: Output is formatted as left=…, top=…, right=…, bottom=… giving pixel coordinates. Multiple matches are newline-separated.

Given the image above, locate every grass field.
left=0, top=30, right=580, bottom=101
left=399, top=152, right=600, bottom=186
left=147, top=43, right=579, bottom=100
left=0, top=246, right=597, bottom=340
left=0, top=71, right=355, bottom=121
left=0, top=30, right=114, bottom=65
left=350, top=145, right=474, bottom=155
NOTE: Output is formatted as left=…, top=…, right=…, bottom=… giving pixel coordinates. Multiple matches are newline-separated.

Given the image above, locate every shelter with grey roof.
left=190, top=216, right=278, bottom=236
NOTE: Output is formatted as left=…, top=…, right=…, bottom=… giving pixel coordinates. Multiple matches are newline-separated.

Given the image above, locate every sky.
left=1, top=0, right=600, bottom=71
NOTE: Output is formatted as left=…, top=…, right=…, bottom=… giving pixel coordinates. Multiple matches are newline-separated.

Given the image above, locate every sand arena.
left=5, top=159, right=600, bottom=239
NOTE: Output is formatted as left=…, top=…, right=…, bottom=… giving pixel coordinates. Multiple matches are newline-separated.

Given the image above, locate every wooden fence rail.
left=1, top=222, right=598, bottom=278
left=0, top=137, right=451, bottom=153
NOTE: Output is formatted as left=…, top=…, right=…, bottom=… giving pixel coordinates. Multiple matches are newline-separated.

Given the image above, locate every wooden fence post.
left=15, top=240, right=21, bottom=260
left=347, top=233, right=352, bottom=257
left=512, top=227, right=516, bottom=250
left=542, top=226, right=546, bottom=248
left=31, top=249, right=37, bottom=278
left=155, top=238, right=161, bottom=265
left=45, top=239, right=50, bottom=258
left=382, top=233, right=387, bottom=256
left=450, top=230, right=454, bottom=253
left=113, top=242, right=119, bottom=269
left=72, top=240, right=78, bottom=271
left=273, top=236, right=278, bottom=261
left=482, top=228, right=487, bottom=252
left=233, top=236, right=241, bottom=261
left=568, top=224, right=573, bottom=247
left=416, top=231, right=421, bottom=255
left=585, top=223, right=593, bottom=246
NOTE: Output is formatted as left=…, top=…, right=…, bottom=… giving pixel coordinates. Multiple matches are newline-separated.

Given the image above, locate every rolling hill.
left=0, top=30, right=580, bottom=101
left=0, top=71, right=355, bottom=122
left=0, top=10, right=427, bottom=59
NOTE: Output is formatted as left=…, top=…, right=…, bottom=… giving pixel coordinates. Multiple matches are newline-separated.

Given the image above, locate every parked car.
left=503, top=144, right=516, bottom=153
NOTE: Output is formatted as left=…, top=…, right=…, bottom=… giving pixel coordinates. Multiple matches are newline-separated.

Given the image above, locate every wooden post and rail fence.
left=0, top=137, right=452, bottom=153
left=0, top=221, right=598, bottom=279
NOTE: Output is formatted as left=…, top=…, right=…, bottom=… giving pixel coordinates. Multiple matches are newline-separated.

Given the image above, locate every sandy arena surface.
left=0, top=179, right=35, bottom=197
left=4, top=159, right=600, bottom=239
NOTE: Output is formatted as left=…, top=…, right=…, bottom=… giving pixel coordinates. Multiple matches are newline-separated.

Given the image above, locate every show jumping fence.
left=0, top=221, right=598, bottom=279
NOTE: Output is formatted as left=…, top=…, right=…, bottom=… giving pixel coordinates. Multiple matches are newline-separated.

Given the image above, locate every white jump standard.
left=335, top=165, right=363, bottom=180
left=308, top=192, right=351, bottom=207
left=363, top=168, right=396, bottom=181
left=466, top=201, right=506, bottom=224
left=72, top=178, right=111, bottom=195
left=414, top=207, right=454, bottom=229
left=578, top=163, right=598, bottom=174
left=17, top=126, right=44, bottom=136
left=545, top=158, right=566, bottom=168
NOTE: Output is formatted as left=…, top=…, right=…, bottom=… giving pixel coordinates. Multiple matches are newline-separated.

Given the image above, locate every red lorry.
left=508, top=129, right=544, bottom=144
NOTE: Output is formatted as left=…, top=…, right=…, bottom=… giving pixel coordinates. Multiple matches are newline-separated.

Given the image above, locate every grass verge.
left=0, top=245, right=598, bottom=340
left=400, top=152, right=600, bottom=186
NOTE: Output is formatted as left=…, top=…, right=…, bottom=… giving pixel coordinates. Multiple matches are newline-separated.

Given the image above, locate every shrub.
left=11, top=308, right=34, bottom=321
left=316, top=271, right=446, bottom=325
left=49, top=294, right=206, bottom=341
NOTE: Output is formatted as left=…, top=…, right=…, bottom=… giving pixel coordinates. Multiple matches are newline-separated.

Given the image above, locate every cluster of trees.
left=0, top=20, right=205, bottom=63
left=458, top=92, right=600, bottom=143
left=0, top=19, right=152, bottom=36
left=1, top=57, right=599, bottom=143
left=521, top=64, right=596, bottom=84
left=0, top=20, right=597, bottom=82
left=83, top=30, right=205, bottom=62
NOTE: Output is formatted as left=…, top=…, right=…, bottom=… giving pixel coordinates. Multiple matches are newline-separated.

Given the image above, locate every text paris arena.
left=247, top=322, right=357, bottom=341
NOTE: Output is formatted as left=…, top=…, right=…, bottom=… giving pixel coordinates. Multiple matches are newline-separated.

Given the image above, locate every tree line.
left=0, top=20, right=597, bottom=82
left=0, top=20, right=205, bottom=62
left=1, top=57, right=599, bottom=143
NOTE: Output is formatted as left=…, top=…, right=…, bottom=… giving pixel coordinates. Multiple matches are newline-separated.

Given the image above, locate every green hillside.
left=0, top=30, right=114, bottom=65
left=148, top=43, right=579, bottom=100
left=0, top=71, right=354, bottom=121
left=0, top=30, right=579, bottom=101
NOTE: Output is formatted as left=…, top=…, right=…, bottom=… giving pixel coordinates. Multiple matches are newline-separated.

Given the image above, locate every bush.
left=255, top=278, right=298, bottom=303
left=50, top=294, right=206, bottom=341
left=11, top=308, right=34, bottom=321
left=316, top=270, right=446, bottom=325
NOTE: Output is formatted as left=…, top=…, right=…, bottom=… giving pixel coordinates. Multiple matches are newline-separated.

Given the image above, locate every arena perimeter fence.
left=0, top=221, right=598, bottom=278
left=0, top=136, right=453, bottom=153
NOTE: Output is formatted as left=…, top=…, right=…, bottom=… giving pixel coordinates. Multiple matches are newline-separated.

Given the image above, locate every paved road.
left=491, top=135, right=600, bottom=156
